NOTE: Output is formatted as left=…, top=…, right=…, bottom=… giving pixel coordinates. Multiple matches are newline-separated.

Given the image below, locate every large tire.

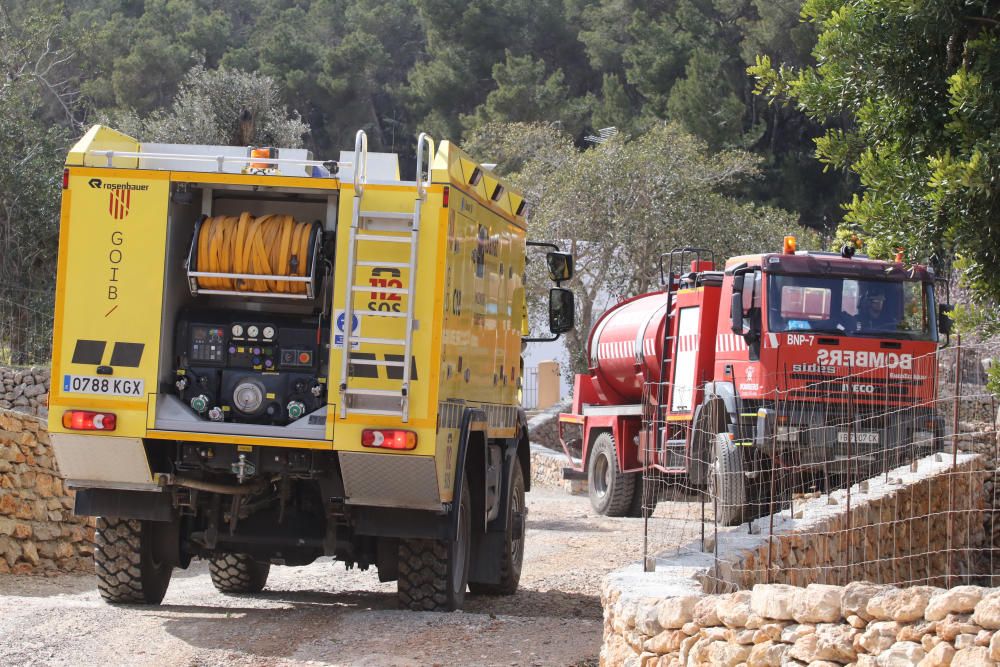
left=711, top=434, right=747, bottom=526
left=95, top=517, right=173, bottom=605
left=398, top=479, right=471, bottom=611
left=469, top=462, right=526, bottom=595
left=588, top=432, right=636, bottom=517
left=626, top=472, right=647, bottom=518
left=209, top=554, right=271, bottom=594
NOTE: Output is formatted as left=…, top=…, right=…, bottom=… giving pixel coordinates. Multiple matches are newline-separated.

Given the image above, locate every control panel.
left=174, top=309, right=329, bottom=425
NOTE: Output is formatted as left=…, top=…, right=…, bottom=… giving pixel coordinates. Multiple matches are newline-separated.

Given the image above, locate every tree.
left=465, top=122, right=807, bottom=373
left=0, top=5, right=75, bottom=362
left=464, top=51, right=587, bottom=134
left=749, top=0, right=1000, bottom=311
left=104, top=65, right=309, bottom=148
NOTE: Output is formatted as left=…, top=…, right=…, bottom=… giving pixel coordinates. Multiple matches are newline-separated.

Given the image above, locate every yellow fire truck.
left=48, top=125, right=574, bottom=610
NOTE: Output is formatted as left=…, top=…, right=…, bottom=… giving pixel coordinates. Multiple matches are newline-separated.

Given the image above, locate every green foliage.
left=0, top=4, right=74, bottom=362
left=750, top=0, right=1000, bottom=315
left=464, top=51, right=587, bottom=135
left=103, top=65, right=309, bottom=148
left=2, top=0, right=858, bottom=237
left=465, top=122, right=807, bottom=373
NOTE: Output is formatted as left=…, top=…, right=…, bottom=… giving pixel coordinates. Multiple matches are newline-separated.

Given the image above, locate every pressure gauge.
left=247, top=325, right=259, bottom=338
left=231, top=324, right=244, bottom=337
left=262, top=326, right=275, bottom=339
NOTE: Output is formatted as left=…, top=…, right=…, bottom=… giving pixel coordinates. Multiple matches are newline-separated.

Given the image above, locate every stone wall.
left=526, top=401, right=571, bottom=453
left=0, top=367, right=50, bottom=418
left=602, top=580, right=1000, bottom=666
left=602, top=453, right=993, bottom=665
left=706, top=454, right=987, bottom=592
left=0, top=410, right=92, bottom=574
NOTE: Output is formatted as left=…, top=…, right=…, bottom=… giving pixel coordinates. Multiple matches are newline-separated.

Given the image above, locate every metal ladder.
left=337, top=131, right=434, bottom=422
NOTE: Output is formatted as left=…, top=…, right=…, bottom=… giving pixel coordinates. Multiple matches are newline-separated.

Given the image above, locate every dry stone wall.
left=0, top=367, right=49, bottom=418
left=602, top=580, right=1000, bottom=666
left=0, top=409, right=92, bottom=574
left=708, top=454, right=986, bottom=592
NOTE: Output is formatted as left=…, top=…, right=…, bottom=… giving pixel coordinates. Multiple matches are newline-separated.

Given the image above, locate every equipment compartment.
left=152, top=181, right=338, bottom=440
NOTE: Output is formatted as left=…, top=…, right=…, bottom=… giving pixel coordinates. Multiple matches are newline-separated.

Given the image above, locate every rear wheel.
left=94, top=517, right=173, bottom=605
left=469, top=462, right=526, bottom=595
left=209, top=554, right=271, bottom=594
left=398, top=478, right=472, bottom=611
left=588, top=432, right=636, bottom=517
left=710, top=434, right=747, bottom=526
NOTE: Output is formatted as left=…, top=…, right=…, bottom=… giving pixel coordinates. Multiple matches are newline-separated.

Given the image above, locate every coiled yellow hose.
left=195, top=213, right=314, bottom=294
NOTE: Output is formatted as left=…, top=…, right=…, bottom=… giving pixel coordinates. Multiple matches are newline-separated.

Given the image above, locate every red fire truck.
left=558, top=241, right=950, bottom=524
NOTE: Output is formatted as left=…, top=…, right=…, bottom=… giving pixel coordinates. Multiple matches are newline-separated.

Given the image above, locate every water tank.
left=587, top=292, right=670, bottom=404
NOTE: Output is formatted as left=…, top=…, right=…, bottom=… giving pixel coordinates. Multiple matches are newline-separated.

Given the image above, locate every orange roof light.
left=783, top=236, right=797, bottom=254
left=895, top=248, right=905, bottom=263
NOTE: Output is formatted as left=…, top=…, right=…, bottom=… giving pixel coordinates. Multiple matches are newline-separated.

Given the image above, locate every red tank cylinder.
left=588, top=291, right=670, bottom=404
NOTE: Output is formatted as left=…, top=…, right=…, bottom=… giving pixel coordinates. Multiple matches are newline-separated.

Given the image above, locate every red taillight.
left=62, top=410, right=116, bottom=431
left=361, top=429, right=417, bottom=450
left=62, top=169, right=69, bottom=190
left=442, top=186, right=450, bottom=208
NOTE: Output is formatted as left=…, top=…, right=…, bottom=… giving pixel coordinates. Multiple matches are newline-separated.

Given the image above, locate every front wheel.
left=398, top=478, right=472, bottom=611
left=588, top=432, right=636, bottom=516
left=469, top=462, right=526, bottom=595
left=94, top=517, right=173, bottom=605
left=710, top=434, right=747, bottom=526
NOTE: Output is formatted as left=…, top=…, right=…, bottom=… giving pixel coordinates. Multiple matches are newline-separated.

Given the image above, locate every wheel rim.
left=593, top=451, right=610, bottom=498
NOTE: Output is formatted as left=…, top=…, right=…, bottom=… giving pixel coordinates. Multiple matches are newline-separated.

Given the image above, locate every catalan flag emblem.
left=109, top=189, right=130, bottom=220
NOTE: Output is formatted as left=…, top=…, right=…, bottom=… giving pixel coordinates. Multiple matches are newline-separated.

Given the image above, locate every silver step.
left=351, top=285, right=408, bottom=295
left=350, top=358, right=405, bottom=367
left=356, top=234, right=411, bottom=243
left=344, top=388, right=406, bottom=397
left=350, top=336, right=406, bottom=346
left=360, top=211, right=413, bottom=221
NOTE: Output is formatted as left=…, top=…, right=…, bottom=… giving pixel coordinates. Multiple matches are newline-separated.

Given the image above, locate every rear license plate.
left=63, top=374, right=144, bottom=397
left=837, top=430, right=879, bottom=445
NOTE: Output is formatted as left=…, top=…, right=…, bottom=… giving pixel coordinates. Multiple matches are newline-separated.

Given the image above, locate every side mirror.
left=546, top=252, right=574, bottom=283
left=938, top=303, right=954, bottom=336
left=549, top=288, right=575, bottom=334
left=730, top=274, right=745, bottom=335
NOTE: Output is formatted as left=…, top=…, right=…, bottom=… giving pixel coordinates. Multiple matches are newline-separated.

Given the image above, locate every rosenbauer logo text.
left=816, top=349, right=913, bottom=370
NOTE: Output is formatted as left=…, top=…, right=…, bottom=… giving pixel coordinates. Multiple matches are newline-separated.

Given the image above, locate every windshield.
left=767, top=275, right=935, bottom=340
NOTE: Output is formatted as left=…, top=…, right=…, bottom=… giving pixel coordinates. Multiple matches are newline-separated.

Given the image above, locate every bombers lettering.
left=816, top=349, right=913, bottom=370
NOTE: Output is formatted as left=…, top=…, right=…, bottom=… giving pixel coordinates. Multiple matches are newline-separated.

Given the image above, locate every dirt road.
left=0, top=488, right=697, bottom=667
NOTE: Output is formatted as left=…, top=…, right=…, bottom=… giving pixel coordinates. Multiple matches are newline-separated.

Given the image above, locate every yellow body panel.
left=50, top=169, right=170, bottom=439
left=51, top=126, right=529, bottom=507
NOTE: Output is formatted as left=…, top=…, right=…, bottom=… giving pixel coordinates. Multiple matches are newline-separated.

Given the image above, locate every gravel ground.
left=0, top=488, right=706, bottom=667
